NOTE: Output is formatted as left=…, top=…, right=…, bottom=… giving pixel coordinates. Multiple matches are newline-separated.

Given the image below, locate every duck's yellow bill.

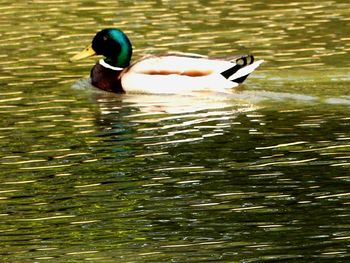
left=70, top=45, right=96, bottom=62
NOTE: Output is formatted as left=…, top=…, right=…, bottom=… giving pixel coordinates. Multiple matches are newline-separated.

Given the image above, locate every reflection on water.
left=0, top=0, right=350, bottom=262
left=1, top=87, right=349, bottom=262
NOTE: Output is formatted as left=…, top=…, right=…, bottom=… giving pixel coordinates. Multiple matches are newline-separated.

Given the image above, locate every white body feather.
left=121, top=56, right=263, bottom=94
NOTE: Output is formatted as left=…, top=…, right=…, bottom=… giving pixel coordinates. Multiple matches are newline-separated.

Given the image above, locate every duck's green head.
left=70, top=28, right=133, bottom=68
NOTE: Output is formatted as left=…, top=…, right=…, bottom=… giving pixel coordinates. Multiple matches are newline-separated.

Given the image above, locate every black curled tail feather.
left=221, top=55, right=254, bottom=81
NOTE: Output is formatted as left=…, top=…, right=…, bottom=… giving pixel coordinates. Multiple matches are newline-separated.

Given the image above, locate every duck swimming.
left=70, top=28, right=263, bottom=94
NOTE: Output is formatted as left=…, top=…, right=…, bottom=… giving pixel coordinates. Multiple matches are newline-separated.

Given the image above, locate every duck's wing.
left=120, top=56, right=237, bottom=94
left=127, top=55, right=263, bottom=81
left=126, top=55, right=234, bottom=76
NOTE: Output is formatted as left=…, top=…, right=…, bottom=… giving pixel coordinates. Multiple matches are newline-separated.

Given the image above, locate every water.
left=0, top=0, right=349, bottom=262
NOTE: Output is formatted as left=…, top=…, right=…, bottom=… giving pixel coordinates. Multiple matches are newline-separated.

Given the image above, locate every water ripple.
left=1, top=0, right=350, bottom=262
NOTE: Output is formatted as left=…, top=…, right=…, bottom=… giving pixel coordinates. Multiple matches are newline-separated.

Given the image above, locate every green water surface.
left=0, top=0, right=349, bottom=262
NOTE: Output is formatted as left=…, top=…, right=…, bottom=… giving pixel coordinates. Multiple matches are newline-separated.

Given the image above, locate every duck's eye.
left=103, top=36, right=108, bottom=41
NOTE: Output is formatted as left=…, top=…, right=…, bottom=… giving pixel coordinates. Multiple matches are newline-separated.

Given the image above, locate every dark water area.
left=0, top=0, right=349, bottom=262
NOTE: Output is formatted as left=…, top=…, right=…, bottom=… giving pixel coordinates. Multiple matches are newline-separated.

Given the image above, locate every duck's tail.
left=221, top=55, right=264, bottom=84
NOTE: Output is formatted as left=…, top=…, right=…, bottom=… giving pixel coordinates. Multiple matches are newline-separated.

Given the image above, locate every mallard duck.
left=70, top=28, right=263, bottom=94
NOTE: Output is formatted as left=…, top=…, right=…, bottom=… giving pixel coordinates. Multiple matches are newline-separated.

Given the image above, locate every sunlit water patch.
left=0, top=0, right=350, bottom=262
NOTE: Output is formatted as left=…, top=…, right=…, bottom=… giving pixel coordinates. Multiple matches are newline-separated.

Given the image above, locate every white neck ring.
left=99, top=59, right=124, bottom=71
